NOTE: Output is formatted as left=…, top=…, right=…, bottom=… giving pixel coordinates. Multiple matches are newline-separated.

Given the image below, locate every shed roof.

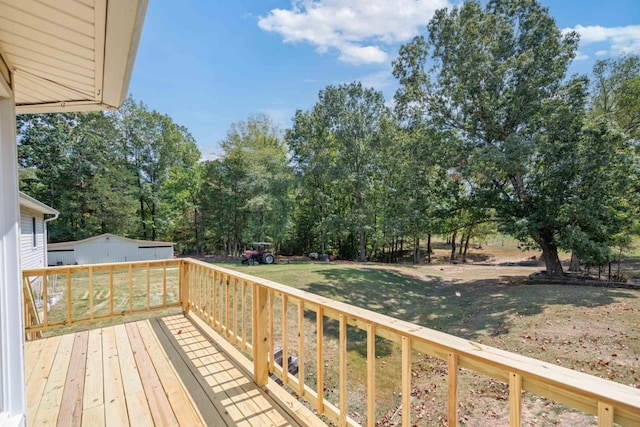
left=0, top=0, right=148, bottom=113
left=18, top=191, right=58, bottom=216
left=48, top=233, right=174, bottom=249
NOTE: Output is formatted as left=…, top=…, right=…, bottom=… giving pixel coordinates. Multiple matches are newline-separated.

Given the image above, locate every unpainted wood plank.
left=56, top=331, right=89, bottom=427
left=187, top=312, right=327, bottom=427
left=165, top=318, right=262, bottom=424
left=24, top=338, right=47, bottom=377
left=30, top=333, right=75, bottom=426
left=448, top=353, right=459, bottom=427
left=136, top=320, right=205, bottom=427
left=125, top=322, right=180, bottom=427
left=113, top=324, right=153, bottom=427
left=26, top=335, right=62, bottom=426
left=166, top=317, right=293, bottom=427
left=509, top=372, right=522, bottom=427
left=339, top=314, right=347, bottom=427
left=150, top=317, right=235, bottom=427
left=366, top=322, right=374, bottom=426
left=102, top=327, right=129, bottom=427
left=81, top=329, right=104, bottom=427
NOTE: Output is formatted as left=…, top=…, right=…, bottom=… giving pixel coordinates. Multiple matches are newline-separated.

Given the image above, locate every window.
left=32, top=217, right=36, bottom=247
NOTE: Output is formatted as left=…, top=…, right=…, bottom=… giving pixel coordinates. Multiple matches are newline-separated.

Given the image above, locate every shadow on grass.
left=302, top=267, right=638, bottom=345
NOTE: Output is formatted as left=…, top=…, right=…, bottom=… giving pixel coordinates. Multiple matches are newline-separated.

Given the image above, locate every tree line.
left=18, top=0, right=640, bottom=277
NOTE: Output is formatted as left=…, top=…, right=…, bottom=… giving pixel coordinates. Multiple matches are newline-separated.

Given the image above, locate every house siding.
left=19, top=206, right=46, bottom=270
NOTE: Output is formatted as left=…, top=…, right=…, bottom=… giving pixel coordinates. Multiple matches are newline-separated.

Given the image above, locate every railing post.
left=509, top=372, right=522, bottom=427
left=181, top=260, right=190, bottom=314
left=252, top=283, right=268, bottom=387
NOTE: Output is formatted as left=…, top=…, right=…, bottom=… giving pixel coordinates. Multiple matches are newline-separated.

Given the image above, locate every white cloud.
left=574, top=51, right=589, bottom=61
left=258, top=0, right=450, bottom=64
left=595, top=50, right=608, bottom=57
left=564, top=25, right=640, bottom=56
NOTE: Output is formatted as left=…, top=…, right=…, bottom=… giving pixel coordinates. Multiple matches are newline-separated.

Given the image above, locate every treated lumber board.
left=149, top=317, right=234, bottom=427
left=163, top=316, right=281, bottom=425
left=136, top=320, right=205, bottom=427
left=81, top=329, right=104, bottom=427
left=24, top=338, right=46, bottom=378
left=26, top=335, right=62, bottom=427
left=187, top=312, right=327, bottom=427
left=113, top=324, right=153, bottom=427
left=125, top=322, right=179, bottom=427
left=56, top=331, right=89, bottom=427
left=30, top=333, right=75, bottom=426
left=101, top=327, right=128, bottom=427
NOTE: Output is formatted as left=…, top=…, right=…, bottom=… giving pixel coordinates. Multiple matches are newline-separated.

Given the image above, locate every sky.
left=128, top=0, right=640, bottom=159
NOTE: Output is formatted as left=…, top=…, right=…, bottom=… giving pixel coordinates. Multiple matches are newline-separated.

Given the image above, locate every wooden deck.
left=25, top=315, right=313, bottom=427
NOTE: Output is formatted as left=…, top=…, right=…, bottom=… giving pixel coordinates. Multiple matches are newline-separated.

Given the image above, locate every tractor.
left=241, top=242, right=275, bottom=265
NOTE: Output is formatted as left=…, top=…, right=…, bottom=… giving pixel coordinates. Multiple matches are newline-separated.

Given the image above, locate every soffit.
left=0, top=0, right=147, bottom=113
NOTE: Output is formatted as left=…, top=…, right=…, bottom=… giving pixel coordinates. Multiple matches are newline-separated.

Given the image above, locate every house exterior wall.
left=18, top=207, right=46, bottom=270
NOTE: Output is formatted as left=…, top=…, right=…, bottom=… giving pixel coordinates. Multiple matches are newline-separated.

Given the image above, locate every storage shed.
left=48, top=233, right=174, bottom=265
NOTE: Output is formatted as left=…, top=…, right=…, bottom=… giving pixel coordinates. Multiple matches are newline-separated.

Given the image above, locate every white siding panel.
left=47, top=249, right=75, bottom=266
left=137, top=246, right=173, bottom=261
left=19, top=207, right=46, bottom=270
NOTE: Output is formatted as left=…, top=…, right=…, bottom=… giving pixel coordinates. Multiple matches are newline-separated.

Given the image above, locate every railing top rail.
left=183, top=258, right=640, bottom=414
left=22, top=258, right=180, bottom=276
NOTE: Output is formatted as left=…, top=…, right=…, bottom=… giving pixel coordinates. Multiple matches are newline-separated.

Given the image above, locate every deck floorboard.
left=25, top=315, right=316, bottom=427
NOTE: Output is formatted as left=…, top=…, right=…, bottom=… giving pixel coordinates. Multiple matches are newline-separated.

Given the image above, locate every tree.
left=288, top=82, right=391, bottom=261
left=202, top=115, right=292, bottom=255
left=591, top=55, right=640, bottom=142
left=18, top=112, right=137, bottom=241
left=393, top=0, right=586, bottom=276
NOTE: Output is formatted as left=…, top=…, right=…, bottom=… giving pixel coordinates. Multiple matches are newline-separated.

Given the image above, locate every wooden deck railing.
left=23, top=258, right=640, bottom=426
left=22, top=259, right=181, bottom=335
left=181, top=259, right=640, bottom=427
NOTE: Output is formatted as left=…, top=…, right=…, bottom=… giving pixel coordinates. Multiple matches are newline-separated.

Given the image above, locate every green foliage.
left=201, top=115, right=292, bottom=255
left=18, top=96, right=201, bottom=247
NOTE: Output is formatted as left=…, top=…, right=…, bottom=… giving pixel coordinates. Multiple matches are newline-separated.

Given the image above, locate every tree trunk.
left=359, top=228, right=366, bottom=262
left=413, top=236, right=421, bottom=265
left=450, top=231, right=457, bottom=263
left=458, top=233, right=464, bottom=255
left=569, top=252, right=580, bottom=272
left=462, top=234, right=470, bottom=263
left=537, top=235, right=563, bottom=277
left=427, top=232, right=432, bottom=263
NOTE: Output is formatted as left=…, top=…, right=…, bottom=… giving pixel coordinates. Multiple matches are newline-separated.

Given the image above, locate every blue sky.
left=128, top=0, right=640, bottom=159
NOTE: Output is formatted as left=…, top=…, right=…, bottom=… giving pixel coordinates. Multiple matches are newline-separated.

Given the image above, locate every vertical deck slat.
left=162, top=261, right=167, bottom=307
left=317, top=306, right=325, bottom=415
left=128, top=264, right=133, bottom=313
left=269, top=288, right=275, bottom=373
left=367, top=323, right=375, bottom=427
left=89, top=267, right=94, bottom=319
left=108, top=267, right=113, bottom=317
left=509, top=372, right=522, bottom=427
left=242, top=280, right=247, bottom=350
left=282, top=294, right=289, bottom=385
left=225, top=275, right=230, bottom=338
left=212, top=270, right=218, bottom=328
left=598, top=402, right=614, bottom=427
left=298, top=300, right=305, bottom=397
left=67, top=270, right=73, bottom=324
left=42, top=274, right=48, bottom=326
left=448, top=353, right=459, bottom=427
left=146, top=263, right=150, bottom=311
left=402, top=336, right=411, bottom=427
left=233, top=277, right=238, bottom=344
left=339, top=314, right=347, bottom=427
